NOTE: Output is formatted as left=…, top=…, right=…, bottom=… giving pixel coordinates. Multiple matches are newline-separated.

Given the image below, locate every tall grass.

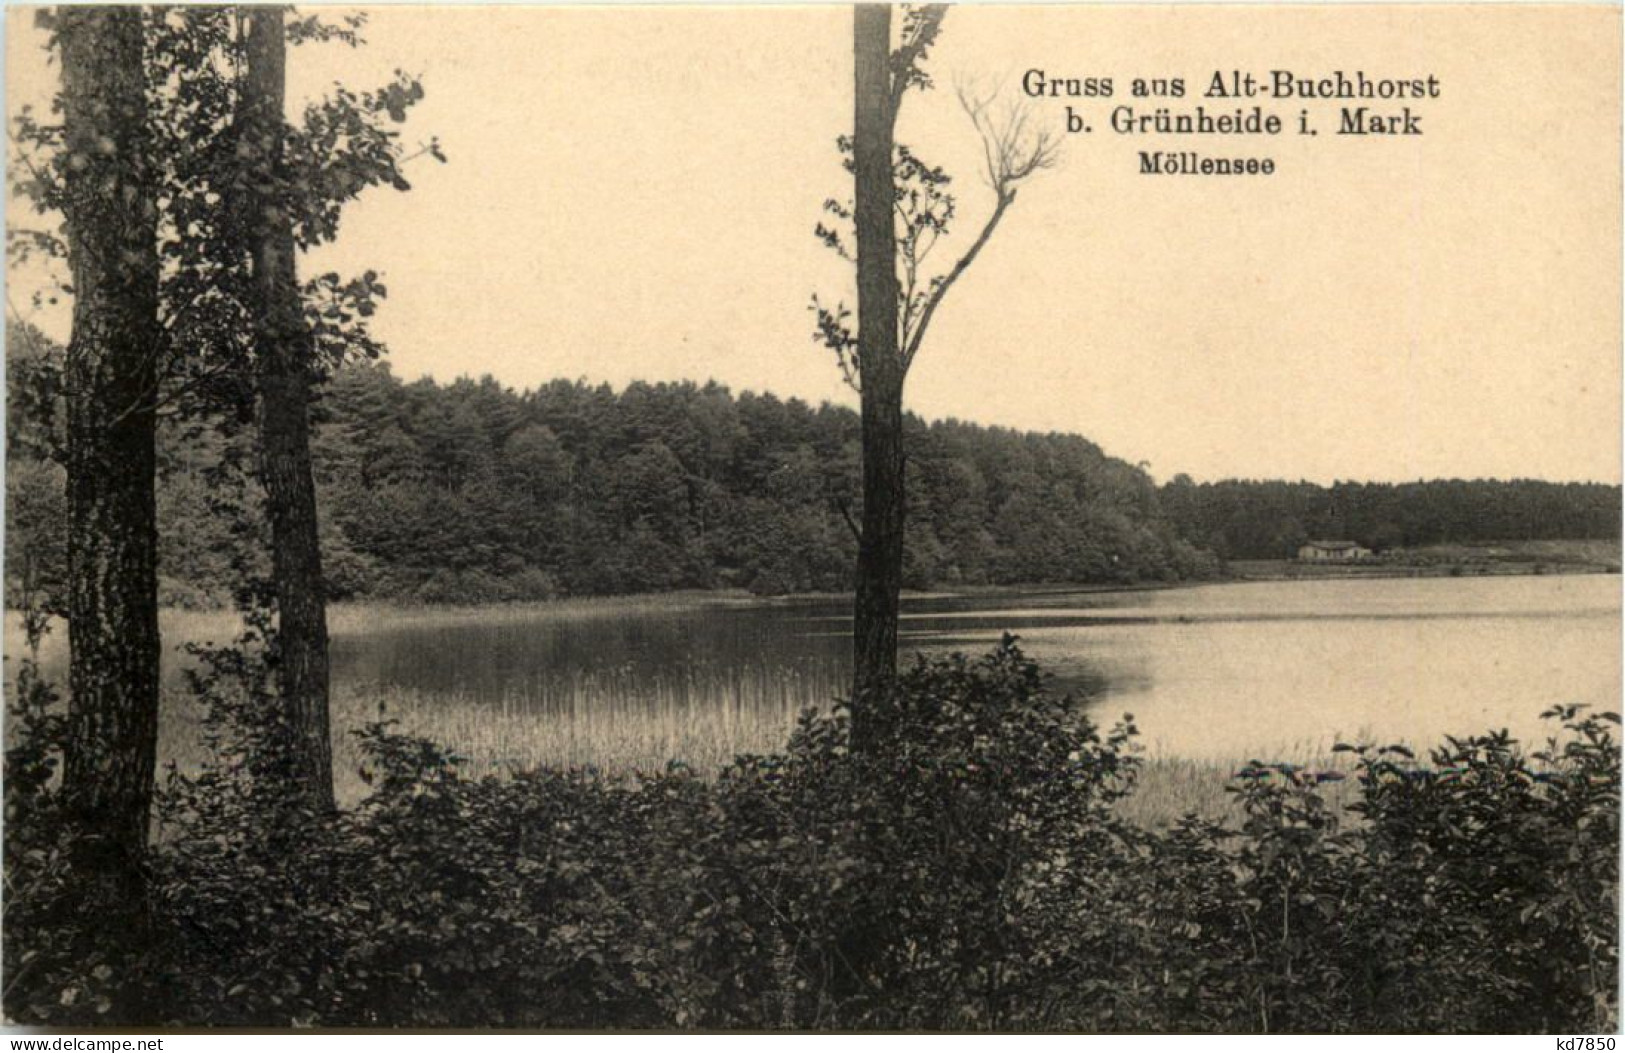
left=155, top=669, right=1359, bottom=826
left=334, top=669, right=835, bottom=796
left=155, top=660, right=846, bottom=805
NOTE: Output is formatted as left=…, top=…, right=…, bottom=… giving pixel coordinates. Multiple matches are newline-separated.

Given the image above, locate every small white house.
left=1296, top=540, right=1373, bottom=562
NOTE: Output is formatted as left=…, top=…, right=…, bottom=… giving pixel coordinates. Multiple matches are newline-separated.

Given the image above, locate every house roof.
left=1304, top=540, right=1364, bottom=549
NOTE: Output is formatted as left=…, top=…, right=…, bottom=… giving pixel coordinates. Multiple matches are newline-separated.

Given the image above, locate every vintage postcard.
left=3, top=1, right=1619, bottom=1036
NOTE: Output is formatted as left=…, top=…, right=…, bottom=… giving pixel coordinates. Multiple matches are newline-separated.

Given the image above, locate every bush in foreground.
left=4, top=638, right=1617, bottom=1030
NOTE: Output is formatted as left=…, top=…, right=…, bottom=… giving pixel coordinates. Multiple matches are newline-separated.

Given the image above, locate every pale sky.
left=6, top=4, right=1621, bottom=485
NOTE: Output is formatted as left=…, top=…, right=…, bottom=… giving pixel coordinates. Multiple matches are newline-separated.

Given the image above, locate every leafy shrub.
left=700, top=641, right=1143, bottom=1029
left=3, top=608, right=172, bottom=1025
left=4, top=638, right=1617, bottom=1031
left=1334, top=712, right=1621, bottom=1032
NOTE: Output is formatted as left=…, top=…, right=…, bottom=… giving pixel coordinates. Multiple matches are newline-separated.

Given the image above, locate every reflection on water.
left=9, top=574, right=1620, bottom=760
left=325, top=574, right=1620, bottom=758
left=903, top=576, right=1622, bottom=757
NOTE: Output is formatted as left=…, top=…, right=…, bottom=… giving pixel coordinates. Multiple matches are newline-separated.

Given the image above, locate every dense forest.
left=6, top=336, right=1218, bottom=604
left=1161, top=475, right=1621, bottom=560
left=10, top=328, right=1621, bottom=607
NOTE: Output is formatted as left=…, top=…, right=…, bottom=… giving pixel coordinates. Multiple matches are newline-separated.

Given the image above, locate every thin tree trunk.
left=851, top=3, right=905, bottom=705
left=245, top=6, right=335, bottom=812
left=57, top=0, right=162, bottom=901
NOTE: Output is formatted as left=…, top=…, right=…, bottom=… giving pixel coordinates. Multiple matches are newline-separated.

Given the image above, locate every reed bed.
left=331, top=676, right=823, bottom=799
left=156, top=684, right=1358, bottom=827
left=152, top=661, right=843, bottom=805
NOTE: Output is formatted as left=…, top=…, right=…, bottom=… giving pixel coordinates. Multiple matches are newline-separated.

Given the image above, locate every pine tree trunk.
left=58, top=5, right=163, bottom=872
left=245, top=7, right=335, bottom=812
left=851, top=4, right=906, bottom=705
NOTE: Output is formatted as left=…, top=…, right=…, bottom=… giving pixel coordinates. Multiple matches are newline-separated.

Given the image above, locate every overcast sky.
left=7, top=4, right=1620, bottom=484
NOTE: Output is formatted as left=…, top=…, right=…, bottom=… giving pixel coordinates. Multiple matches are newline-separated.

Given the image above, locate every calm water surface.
left=328, top=574, right=1619, bottom=758
left=12, top=575, right=1619, bottom=759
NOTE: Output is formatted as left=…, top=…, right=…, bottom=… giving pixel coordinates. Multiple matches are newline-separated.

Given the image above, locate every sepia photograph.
left=1, top=1, right=1620, bottom=1034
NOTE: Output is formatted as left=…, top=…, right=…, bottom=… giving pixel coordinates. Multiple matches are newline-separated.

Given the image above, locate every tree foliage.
left=13, top=338, right=1617, bottom=607
left=8, top=7, right=438, bottom=429
left=4, top=8, right=442, bottom=986
left=1161, top=475, right=1621, bottom=560
left=5, top=350, right=1219, bottom=604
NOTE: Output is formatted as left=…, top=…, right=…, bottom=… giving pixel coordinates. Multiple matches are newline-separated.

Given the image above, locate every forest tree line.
left=11, top=329, right=1619, bottom=608
left=1161, top=475, right=1621, bottom=561
left=7, top=336, right=1218, bottom=604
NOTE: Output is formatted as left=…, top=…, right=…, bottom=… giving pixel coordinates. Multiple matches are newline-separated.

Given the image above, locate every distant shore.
left=8, top=538, right=1617, bottom=629
left=1224, top=538, right=1620, bottom=583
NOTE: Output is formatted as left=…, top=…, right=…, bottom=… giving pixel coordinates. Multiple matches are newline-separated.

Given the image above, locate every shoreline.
left=1223, top=561, right=1619, bottom=584
left=291, top=561, right=1625, bottom=623
left=6, top=551, right=1616, bottom=630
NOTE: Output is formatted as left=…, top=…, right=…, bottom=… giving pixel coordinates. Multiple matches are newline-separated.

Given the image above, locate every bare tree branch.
left=899, top=83, right=1059, bottom=372
left=901, top=193, right=1008, bottom=374
left=957, top=77, right=1061, bottom=192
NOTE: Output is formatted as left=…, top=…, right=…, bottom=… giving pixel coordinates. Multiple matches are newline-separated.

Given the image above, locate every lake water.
left=331, top=574, right=1619, bottom=759
left=11, top=574, right=1620, bottom=761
